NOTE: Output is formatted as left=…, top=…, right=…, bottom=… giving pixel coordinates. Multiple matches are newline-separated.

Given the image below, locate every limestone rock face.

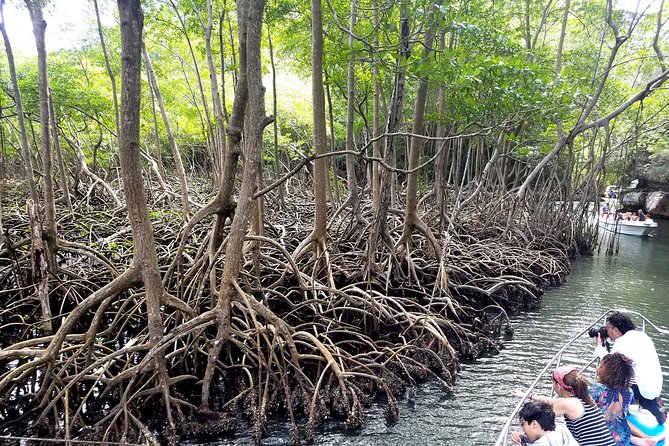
left=621, top=191, right=647, bottom=210
left=645, top=191, right=669, bottom=217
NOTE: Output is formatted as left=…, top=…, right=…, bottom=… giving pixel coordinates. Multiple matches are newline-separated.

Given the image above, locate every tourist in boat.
left=594, top=312, right=666, bottom=425
left=603, top=203, right=611, bottom=216
left=509, top=401, right=579, bottom=445
left=590, top=353, right=662, bottom=445
left=512, top=365, right=615, bottom=445
left=637, top=210, right=646, bottom=221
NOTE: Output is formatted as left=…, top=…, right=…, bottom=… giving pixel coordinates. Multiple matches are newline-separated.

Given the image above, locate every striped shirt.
left=565, top=398, right=616, bottom=446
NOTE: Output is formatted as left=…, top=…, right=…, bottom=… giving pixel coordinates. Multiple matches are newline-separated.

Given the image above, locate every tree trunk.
left=399, top=13, right=438, bottom=250
left=218, top=6, right=229, bottom=122
left=192, top=0, right=227, bottom=182
left=344, top=0, right=359, bottom=212
left=24, top=0, right=55, bottom=335
left=368, top=2, right=409, bottom=266
left=168, top=0, right=215, bottom=181
left=268, top=26, right=284, bottom=205
left=117, top=0, right=174, bottom=430
left=325, top=76, right=339, bottom=207
left=93, top=0, right=119, bottom=136
left=48, top=87, right=73, bottom=215
left=294, top=0, right=328, bottom=258
left=0, top=0, right=39, bottom=205
left=25, top=0, right=57, bottom=274
left=371, top=0, right=382, bottom=210
left=555, top=0, right=570, bottom=79
left=432, top=30, right=447, bottom=204
left=142, top=43, right=191, bottom=218
left=147, top=60, right=166, bottom=179
left=311, top=0, right=329, bottom=248
left=200, top=0, right=270, bottom=410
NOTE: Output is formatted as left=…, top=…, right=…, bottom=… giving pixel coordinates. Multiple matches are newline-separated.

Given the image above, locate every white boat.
left=596, top=214, right=658, bottom=237
left=495, top=309, right=668, bottom=446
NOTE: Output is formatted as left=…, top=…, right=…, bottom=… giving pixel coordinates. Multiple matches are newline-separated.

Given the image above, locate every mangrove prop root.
left=0, top=191, right=578, bottom=444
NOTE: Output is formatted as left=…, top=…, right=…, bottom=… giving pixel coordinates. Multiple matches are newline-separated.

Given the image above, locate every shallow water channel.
left=193, top=222, right=669, bottom=446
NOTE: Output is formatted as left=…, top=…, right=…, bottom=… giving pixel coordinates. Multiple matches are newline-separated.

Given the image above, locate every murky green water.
left=195, top=222, right=669, bottom=445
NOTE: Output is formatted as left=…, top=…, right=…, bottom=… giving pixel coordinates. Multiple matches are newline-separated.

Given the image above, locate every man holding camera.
left=594, top=311, right=666, bottom=425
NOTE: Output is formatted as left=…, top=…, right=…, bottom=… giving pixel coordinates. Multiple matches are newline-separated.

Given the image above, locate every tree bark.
left=268, top=25, right=284, bottom=205
left=368, top=2, right=409, bottom=266
left=117, top=0, right=174, bottom=429
left=311, top=0, right=328, bottom=247
left=399, top=12, right=438, bottom=250
left=371, top=0, right=382, bottom=210
left=294, top=0, right=328, bottom=258
left=0, top=0, right=39, bottom=205
left=191, top=0, right=228, bottom=182
left=200, top=0, right=270, bottom=410
left=48, top=87, right=73, bottom=215
left=25, top=0, right=57, bottom=274
left=93, top=0, right=119, bottom=136
left=142, top=43, right=191, bottom=218
left=344, top=0, right=360, bottom=213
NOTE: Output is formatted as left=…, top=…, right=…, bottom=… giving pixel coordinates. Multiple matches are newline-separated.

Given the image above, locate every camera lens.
left=588, top=326, right=608, bottom=338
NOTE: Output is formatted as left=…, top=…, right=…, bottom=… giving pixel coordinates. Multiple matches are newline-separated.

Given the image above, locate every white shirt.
left=594, top=330, right=663, bottom=399
left=523, top=426, right=580, bottom=446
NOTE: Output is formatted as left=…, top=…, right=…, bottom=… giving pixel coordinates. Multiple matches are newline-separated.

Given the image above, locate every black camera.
left=588, top=326, right=608, bottom=339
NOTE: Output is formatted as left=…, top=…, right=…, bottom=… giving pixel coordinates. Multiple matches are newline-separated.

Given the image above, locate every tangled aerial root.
left=0, top=191, right=578, bottom=445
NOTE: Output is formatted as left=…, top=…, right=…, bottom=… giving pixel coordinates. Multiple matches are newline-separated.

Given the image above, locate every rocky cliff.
left=621, top=191, right=669, bottom=218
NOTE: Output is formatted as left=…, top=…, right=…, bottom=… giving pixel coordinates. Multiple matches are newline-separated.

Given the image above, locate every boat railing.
left=494, top=308, right=669, bottom=446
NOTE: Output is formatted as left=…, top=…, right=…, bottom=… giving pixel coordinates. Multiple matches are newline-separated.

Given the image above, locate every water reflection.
left=191, top=222, right=669, bottom=445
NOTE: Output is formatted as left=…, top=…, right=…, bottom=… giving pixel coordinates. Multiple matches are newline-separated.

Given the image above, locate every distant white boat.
left=597, top=214, right=658, bottom=237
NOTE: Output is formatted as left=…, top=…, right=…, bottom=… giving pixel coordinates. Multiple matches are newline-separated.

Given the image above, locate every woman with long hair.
left=513, top=365, right=615, bottom=445
left=591, top=353, right=661, bottom=446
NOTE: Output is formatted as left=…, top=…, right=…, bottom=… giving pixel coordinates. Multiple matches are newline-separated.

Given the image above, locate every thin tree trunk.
left=371, top=0, right=382, bottom=209
left=146, top=60, right=166, bottom=178
left=652, top=0, right=666, bottom=70
left=117, top=0, right=175, bottom=432
left=142, top=43, right=191, bottom=218
left=310, top=0, right=328, bottom=247
left=433, top=34, right=446, bottom=204
left=200, top=0, right=270, bottom=410
left=325, top=76, right=338, bottom=207
left=191, top=0, right=227, bottom=182
left=0, top=0, right=39, bottom=205
left=399, top=13, right=438, bottom=248
left=227, top=9, right=237, bottom=89
left=168, top=0, right=213, bottom=141
left=25, top=0, right=56, bottom=335
left=218, top=7, right=229, bottom=122
left=369, top=2, right=409, bottom=265
left=555, top=0, right=570, bottom=79
left=294, top=0, right=329, bottom=258
left=268, top=26, right=283, bottom=205
left=48, top=87, right=73, bottom=214
left=93, top=0, right=119, bottom=136
left=26, top=0, right=58, bottom=274
left=344, top=0, right=359, bottom=211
